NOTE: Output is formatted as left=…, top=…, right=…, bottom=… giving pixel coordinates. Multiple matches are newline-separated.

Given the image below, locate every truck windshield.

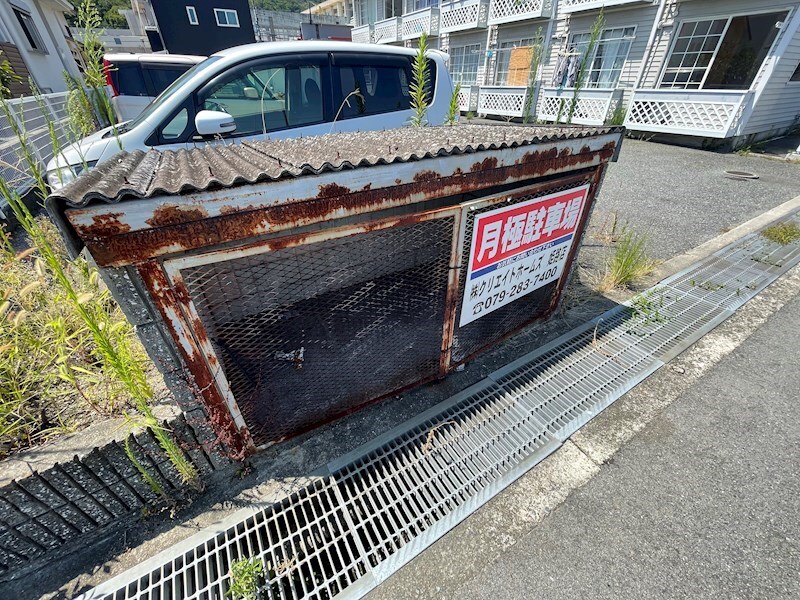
left=122, top=56, right=222, bottom=132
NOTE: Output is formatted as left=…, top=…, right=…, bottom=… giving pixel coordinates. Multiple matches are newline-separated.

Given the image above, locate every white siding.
left=742, top=10, right=800, bottom=135
left=541, top=4, right=658, bottom=89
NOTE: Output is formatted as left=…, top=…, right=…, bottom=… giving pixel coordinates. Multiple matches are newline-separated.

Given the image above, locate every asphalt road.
left=586, top=140, right=800, bottom=261
left=453, top=293, right=800, bottom=599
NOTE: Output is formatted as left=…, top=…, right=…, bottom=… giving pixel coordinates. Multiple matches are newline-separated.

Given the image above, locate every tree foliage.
left=67, top=0, right=130, bottom=29
left=250, top=0, right=308, bottom=12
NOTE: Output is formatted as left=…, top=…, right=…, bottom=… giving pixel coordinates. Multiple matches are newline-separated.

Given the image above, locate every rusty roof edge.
left=48, top=125, right=624, bottom=210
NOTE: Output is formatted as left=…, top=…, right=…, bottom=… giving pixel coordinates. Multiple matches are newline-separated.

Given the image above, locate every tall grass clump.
left=409, top=33, right=430, bottom=127
left=568, top=10, right=604, bottom=124
left=0, top=0, right=199, bottom=490
left=0, top=218, right=140, bottom=457
left=523, top=29, right=544, bottom=125
left=597, top=225, right=656, bottom=292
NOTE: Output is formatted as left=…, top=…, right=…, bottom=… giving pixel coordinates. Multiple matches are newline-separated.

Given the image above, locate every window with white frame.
left=214, top=8, right=240, bottom=28
left=449, top=44, right=482, bottom=86
left=495, top=38, right=536, bottom=86
left=405, top=0, right=438, bottom=13
left=186, top=6, right=198, bottom=25
left=13, top=8, right=47, bottom=53
left=659, top=11, right=788, bottom=90
left=569, top=27, right=635, bottom=89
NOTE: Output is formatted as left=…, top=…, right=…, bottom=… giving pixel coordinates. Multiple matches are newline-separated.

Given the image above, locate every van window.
left=197, top=57, right=327, bottom=136
left=332, top=54, right=436, bottom=119
left=110, top=63, right=148, bottom=96
left=144, top=65, right=191, bottom=95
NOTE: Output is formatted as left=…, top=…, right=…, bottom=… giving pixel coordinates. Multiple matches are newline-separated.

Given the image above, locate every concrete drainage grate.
left=79, top=215, right=800, bottom=600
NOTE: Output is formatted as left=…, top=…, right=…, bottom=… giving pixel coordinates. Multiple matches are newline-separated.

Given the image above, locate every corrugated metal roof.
left=48, top=125, right=622, bottom=208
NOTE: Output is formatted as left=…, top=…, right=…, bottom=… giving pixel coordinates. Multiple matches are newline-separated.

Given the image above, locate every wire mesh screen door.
left=163, top=209, right=462, bottom=447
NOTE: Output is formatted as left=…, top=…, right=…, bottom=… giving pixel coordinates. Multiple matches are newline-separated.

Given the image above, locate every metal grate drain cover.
left=79, top=214, right=800, bottom=600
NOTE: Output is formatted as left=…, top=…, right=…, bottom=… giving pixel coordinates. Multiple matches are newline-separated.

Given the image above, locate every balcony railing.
left=440, top=0, right=489, bottom=34
left=477, top=86, right=532, bottom=118
left=374, top=16, right=401, bottom=44
left=560, top=0, right=652, bottom=13
left=624, top=89, right=751, bottom=138
left=488, top=0, right=551, bottom=26
left=351, top=24, right=373, bottom=44
left=402, top=7, right=440, bottom=40
left=538, top=87, right=617, bottom=126
left=458, top=85, right=480, bottom=113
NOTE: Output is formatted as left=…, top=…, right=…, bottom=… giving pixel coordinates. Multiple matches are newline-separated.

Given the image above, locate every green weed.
left=409, top=33, right=430, bottom=127
left=597, top=225, right=657, bottom=292
left=228, top=557, right=265, bottom=600
left=446, top=82, right=461, bottom=125
left=761, top=222, right=800, bottom=245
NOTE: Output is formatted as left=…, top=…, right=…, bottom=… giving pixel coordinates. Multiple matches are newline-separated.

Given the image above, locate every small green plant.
left=607, top=102, right=626, bottom=126
left=761, top=221, right=800, bottom=245
left=523, top=29, right=544, bottom=125
left=466, top=111, right=475, bottom=121
left=626, top=288, right=667, bottom=334
left=75, top=0, right=121, bottom=146
left=597, top=225, right=656, bottom=292
left=0, top=51, right=21, bottom=99
left=228, top=557, right=264, bottom=600
left=446, top=82, right=461, bottom=125
left=568, top=10, right=605, bottom=124
left=409, top=33, right=430, bottom=127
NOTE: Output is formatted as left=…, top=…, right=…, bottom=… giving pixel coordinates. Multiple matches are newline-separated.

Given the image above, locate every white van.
left=47, top=41, right=454, bottom=190
left=104, top=53, right=205, bottom=122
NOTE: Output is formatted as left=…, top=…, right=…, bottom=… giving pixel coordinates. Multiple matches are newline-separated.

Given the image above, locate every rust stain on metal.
left=87, top=212, right=130, bottom=236
left=145, top=204, right=209, bottom=228
left=413, top=170, right=439, bottom=183
left=317, top=182, right=351, bottom=198
left=470, top=156, right=498, bottom=173
left=137, top=261, right=252, bottom=460
left=81, top=142, right=617, bottom=267
left=220, top=204, right=257, bottom=215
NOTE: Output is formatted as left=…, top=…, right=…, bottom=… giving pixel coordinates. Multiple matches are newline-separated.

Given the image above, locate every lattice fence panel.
left=374, top=18, right=400, bottom=44
left=489, top=0, right=545, bottom=24
left=351, top=25, right=373, bottom=44
left=477, top=88, right=528, bottom=117
left=402, top=9, right=439, bottom=40
left=626, top=100, right=736, bottom=135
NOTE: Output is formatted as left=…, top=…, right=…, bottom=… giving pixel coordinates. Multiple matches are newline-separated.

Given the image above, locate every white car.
left=47, top=41, right=454, bottom=190
left=104, top=53, right=205, bottom=122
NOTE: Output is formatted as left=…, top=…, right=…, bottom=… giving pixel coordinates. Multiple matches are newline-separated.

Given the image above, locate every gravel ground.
left=583, top=139, right=800, bottom=263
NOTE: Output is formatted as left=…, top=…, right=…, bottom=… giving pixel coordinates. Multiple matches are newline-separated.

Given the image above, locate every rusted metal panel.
left=52, top=124, right=624, bottom=450
left=136, top=261, right=254, bottom=457
left=63, top=136, right=618, bottom=268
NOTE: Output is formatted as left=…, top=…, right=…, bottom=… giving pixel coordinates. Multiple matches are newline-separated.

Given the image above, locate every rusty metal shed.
left=47, top=124, right=624, bottom=456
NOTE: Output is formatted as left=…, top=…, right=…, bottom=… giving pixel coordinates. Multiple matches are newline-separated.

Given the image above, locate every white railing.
left=538, top=87, right=616, bottom=126
left=401, top=7, right=440, bottom=40
left=351, top=24, right=373, bottom=44
left=440, top=0, right=489, bottom=33
left=0, top=91, right=73, bottom=194
left=374, top=16, right=401, bottom=44
left=624, top=89, right=751, bottom=138
left=488, top=0, right=550, bottom=26
left=477, top=86, right=532, bottom=118
left=560, top=0, right=652, bottom=13
left=458, top=87, right=471, bottom=111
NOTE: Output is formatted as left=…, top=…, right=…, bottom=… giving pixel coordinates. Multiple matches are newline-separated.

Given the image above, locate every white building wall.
left=0, top=0, right=79, bottom=93
left=741, top=7, right=800, bottom=136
